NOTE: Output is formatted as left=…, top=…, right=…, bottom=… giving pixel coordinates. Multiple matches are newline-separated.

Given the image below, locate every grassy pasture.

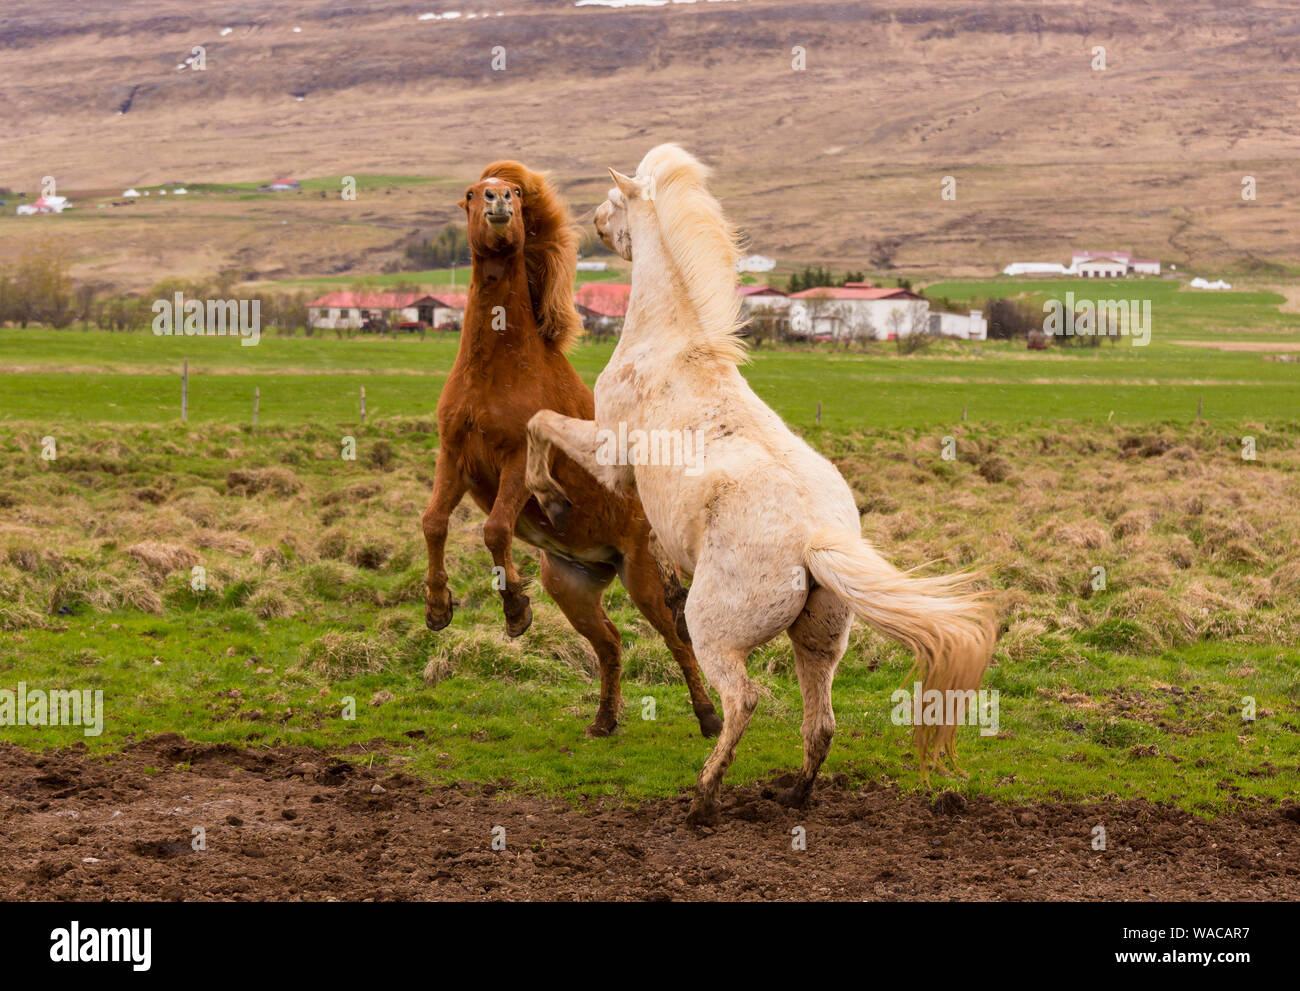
left=1, top=282, right=1298, bottom=812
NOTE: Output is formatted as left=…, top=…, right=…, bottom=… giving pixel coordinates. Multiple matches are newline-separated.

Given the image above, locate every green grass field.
left=2, top=278, right=1298, bottom=813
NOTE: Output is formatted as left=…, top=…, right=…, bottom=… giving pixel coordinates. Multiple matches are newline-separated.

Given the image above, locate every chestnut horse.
left=420, top=161, right=722, bottom=738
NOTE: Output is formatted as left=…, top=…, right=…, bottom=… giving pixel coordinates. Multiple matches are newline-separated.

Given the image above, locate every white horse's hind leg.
left=778, top=585, right=852, bottom=808
left=685, top=641, right=758, bottom=827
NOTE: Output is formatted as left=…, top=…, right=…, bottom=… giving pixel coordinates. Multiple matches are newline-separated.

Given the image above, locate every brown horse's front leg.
left=484, top=456, right=535, bottom=638
left=422, top=448, right=468, bottom=631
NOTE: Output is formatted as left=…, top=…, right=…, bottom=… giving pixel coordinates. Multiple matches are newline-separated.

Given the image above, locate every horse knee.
left=805, top=719, right=834, bottom=753
left=421, top=507, right=448, bottom=542
left=482, top=518, right=512, bottom=558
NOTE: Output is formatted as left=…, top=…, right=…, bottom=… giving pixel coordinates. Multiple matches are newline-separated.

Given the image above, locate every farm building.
left=930, top=310, right=988, bottom=341
left=1074, top=256, right=1129, bottom=279
left=736, top=254, right=777, bottom=273
left=574, top=283, right=631, bottom=334
left=261, top=178, right=302, bottom=192
left=787, top=286, right=929, bottom=342
left=736, top=285, right=790, bottom=337
left=1071, top=251, right=1161, bottom=276
left=306, top=291, right=464, bottom=331
left=1003, top=252, right=1162, bottom=277
left=16, top=195, right=69, bottom=215
left=1002, top=262, right=1071, bottom=277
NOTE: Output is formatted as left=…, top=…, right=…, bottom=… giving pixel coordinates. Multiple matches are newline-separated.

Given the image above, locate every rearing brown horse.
left=420, top=161, right=722, bottom=738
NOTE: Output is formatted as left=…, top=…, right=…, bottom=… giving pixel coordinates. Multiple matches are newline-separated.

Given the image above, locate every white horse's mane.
left=636, top=144, right=747, bottom=366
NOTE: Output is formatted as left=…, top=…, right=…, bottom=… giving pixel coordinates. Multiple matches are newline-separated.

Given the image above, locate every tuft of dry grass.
left=125, top=541, right=200, bottom=577
left=2, top=418, right=1298, bottom=674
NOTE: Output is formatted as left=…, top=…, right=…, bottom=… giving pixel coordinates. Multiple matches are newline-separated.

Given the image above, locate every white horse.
left=526, top=144, right=997, bottom=825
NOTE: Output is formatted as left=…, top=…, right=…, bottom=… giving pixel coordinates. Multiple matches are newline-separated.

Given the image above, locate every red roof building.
left=574, top=283, right=632, bottom=319
left=789, top=286, right=924, bottom=301
left=307, top=291, right=432, bottom=310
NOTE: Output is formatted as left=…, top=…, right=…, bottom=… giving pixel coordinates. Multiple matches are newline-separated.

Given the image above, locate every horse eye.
left=466, top=191, right=473, bottom=200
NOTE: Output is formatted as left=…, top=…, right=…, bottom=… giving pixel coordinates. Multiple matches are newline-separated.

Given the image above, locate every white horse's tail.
left=804, top=527, right=998, bottom=771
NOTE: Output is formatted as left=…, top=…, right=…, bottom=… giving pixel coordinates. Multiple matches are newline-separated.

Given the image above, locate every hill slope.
left=1, top=0, right=1298, bottom=287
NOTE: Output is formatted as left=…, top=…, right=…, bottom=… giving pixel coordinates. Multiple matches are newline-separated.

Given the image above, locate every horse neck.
left=621, top=210, right=694, bottom=356
left=460, top=247, right=538, bottom=360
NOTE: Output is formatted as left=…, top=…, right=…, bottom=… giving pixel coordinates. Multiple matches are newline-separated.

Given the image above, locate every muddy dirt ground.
left=2, top=735, right=1297, bottom=901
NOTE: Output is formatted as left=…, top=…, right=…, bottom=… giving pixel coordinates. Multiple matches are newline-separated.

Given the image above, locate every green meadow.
left=1, top=278, right=1298, bottom=812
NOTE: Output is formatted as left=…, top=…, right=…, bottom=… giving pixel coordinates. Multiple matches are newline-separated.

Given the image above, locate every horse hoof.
left=584, top=717, right=618, bottom=738
left=697, top=711, right=723, bottom=738
left=685, top=798, right=721, bottom=828
left=425, top=589, right=453, bottom=631
left=505, top=601, right=532, bottom=638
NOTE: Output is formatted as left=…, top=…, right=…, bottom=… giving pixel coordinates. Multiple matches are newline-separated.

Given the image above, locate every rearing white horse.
left=526, top=144, right=998, bottom=825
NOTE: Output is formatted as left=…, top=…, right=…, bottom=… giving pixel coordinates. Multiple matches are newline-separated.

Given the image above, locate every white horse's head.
left=594, top=145, right=746, bottom=365
left=594, top=168, right=653, bottom=261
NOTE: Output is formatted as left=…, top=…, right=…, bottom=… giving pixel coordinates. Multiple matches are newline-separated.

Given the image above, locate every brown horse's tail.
left=804, top=527, right=997, bottom=772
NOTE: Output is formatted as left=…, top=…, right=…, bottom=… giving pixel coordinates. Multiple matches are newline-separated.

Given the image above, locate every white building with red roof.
left=307, top=291, right=464, bottom=330
left=787, top=285, right=931, bottom=342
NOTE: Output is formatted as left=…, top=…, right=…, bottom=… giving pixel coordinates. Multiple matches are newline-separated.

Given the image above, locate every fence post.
left=1197, top=395, right=1203, bottom=422
left=816, top=401, right=821, bottom=426
left=181, top=360, right=188, bottom=423
left=253, top=386, right=260, bottom=426
left=360, top=386, right=366, bottom=424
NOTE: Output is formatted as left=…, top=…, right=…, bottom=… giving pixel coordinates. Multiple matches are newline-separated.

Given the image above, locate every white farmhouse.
left=787, top=285, right=930, bottom=342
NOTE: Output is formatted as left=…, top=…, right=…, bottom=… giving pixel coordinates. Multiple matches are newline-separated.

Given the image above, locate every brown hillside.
left=0, top=0, right=1297, bottom=288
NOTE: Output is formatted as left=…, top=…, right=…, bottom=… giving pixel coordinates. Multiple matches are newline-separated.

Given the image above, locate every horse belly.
left=633, top=478, right=700, bottom=575
left=515, top=512, right=620, bottom=567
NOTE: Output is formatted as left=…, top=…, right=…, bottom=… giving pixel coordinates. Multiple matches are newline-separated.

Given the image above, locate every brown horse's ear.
left=608, top=167, right=642, bottom=201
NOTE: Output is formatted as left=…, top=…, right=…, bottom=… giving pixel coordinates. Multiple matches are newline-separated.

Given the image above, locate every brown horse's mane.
left=479, top=160, right=583, bottom=352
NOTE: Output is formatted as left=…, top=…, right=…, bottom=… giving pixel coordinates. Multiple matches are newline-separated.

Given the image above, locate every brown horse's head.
left=468, top=160, right=584, bottom=351
left=461, top=176, right=526, bottom=257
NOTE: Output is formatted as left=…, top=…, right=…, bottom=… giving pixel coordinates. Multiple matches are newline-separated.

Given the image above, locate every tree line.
left=0, top=246, right=313, bottom=335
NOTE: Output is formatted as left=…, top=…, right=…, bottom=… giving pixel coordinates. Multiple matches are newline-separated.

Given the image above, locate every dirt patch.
left=2, top=736, right=1296, bottom=901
